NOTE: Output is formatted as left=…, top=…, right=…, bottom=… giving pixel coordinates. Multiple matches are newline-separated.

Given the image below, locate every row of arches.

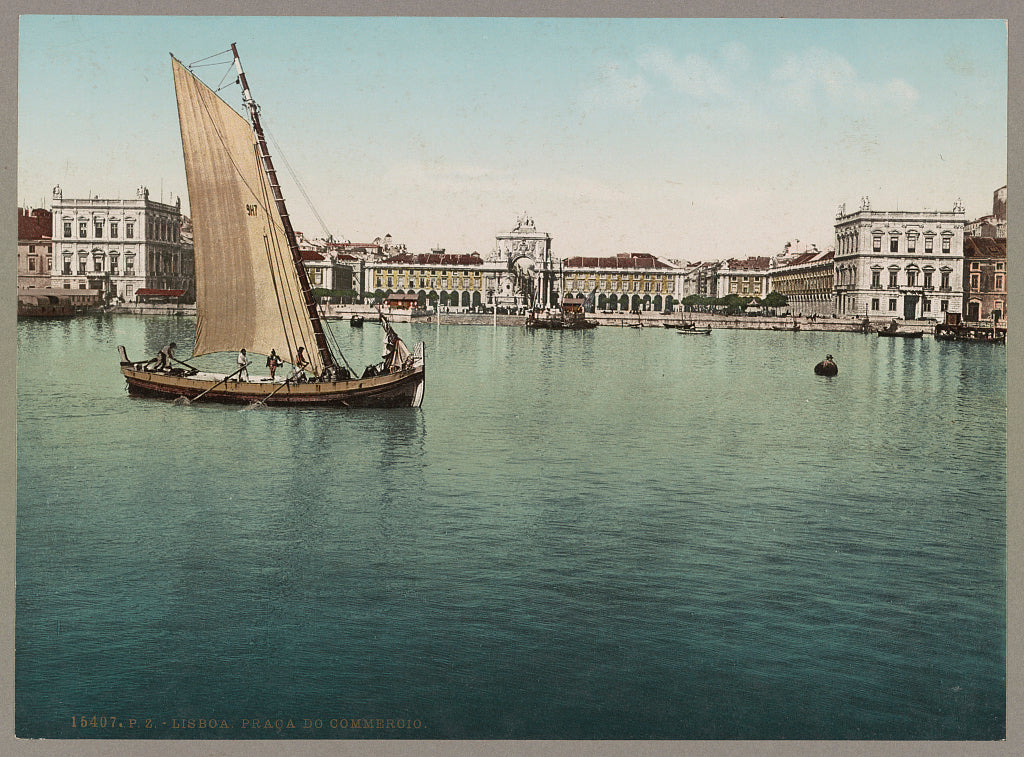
left=371, top=289, right=677, bottom=312
left=373, top=289, right=484, bottom=308
left=566, top=293, right=670, bottom=311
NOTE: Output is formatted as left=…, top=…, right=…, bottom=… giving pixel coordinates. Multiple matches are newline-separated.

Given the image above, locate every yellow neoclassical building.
left=561, top=253, right=679, bottom=312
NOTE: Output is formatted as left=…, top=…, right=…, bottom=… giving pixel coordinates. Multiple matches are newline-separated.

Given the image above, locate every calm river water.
left=16, top=315, right=1006, bottom=740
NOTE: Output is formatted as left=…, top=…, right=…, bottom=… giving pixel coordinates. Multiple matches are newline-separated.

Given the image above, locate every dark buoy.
left=814, top=354, right=838, bottom=376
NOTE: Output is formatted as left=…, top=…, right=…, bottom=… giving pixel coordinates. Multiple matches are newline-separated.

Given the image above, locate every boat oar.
left=174, top=366, right=245, bottom=406
left=171, top=356, right=202, bottom=372
left=244, top=378, right=291, bottom=410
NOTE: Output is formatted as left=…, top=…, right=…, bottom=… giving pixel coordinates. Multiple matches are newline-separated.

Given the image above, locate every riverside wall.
left=100, top=303, right=937, bottom=333
left=385, top=311, right=935, bottom=332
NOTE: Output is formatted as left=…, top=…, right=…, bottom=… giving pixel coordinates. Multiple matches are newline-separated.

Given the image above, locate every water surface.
left=16, top=315, right=1006, bottom=739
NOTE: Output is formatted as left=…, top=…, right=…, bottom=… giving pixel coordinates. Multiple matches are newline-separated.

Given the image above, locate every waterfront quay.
left=87, top=299, right=939, bottom=335
left=94, top=302, right=930, bottom=333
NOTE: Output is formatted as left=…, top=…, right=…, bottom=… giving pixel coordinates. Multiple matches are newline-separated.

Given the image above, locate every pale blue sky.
left=18, top=16, right=1007, bottom=259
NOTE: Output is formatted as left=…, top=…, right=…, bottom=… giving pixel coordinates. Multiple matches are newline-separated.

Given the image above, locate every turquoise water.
left=16, top=315, right=1006, bottom=739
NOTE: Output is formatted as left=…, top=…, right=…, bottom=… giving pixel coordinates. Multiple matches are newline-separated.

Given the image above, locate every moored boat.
left=877, top=328, right=924, bottom=338
left=677, top=326, right=711, bottom=335
left=119, top=46, right=425, bottom=408
left=18, top=293, right=75, bottom=318
left=525, top=312, right=596, bottom=330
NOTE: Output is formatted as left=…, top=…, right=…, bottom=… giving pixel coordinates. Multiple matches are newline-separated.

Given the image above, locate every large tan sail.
left=171, top=57, right=323, bottom=374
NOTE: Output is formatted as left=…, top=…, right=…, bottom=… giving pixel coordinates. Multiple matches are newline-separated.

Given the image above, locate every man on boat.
left=152, top=342, right=176, bottom=371
left=266, top=349, right=283, bottom=380
left=237, top=348, right=250, bottom=381
left=289, top=346, right=309, bottom=382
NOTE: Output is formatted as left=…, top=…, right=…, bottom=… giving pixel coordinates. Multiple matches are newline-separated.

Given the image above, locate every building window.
left=28, top=258, right=36, bottom=271
left=890, top=236, right=899, bottom=253
left=79, top=221, right=87, bottom=238
left=94, top=221, right=103, bottom=237
left=889, top=271, right=898, bottom=288
left=942, top=237, right=950, bottom=253
left=908, top=236, right=917, bottom=252
left=995, top=274, right=1003, bottom=290
left=871, top=298, right=880, bottom=311
left=889, top=299, right=897, bottom=311
left=923, top=299, right=931, bottom=312
left=871, top=270, right=881, bottom=288
left=94, top=259, right=103, bottom=272
left=63, top=221, right=72, bottom=238
left=110, top=222, right=118, bottom=238
left=925, top=237, right=933, bottom=253
left=126, top=222, right=134, bottom=239
left=971, top=262, right=980, bottom=270
left=970, top=273, right=979, bottom=290
left=940, top=300, right=948, bottom=312
left=923, top=271, right=932, bottom=288
left=996, top=262, right=1004, bottom=271
left=941, top=271, right=950, bottom=289
left=907, top=270, right=917, bottom=286
left=110, top=256, right=118, bottom=273
left=873, top=235, right=882, bottom=252
left=125, top=257, right=134, bottom=272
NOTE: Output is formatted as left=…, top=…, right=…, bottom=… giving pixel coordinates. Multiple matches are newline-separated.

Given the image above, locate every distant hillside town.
left=18, top=184, right=1006, bottom=330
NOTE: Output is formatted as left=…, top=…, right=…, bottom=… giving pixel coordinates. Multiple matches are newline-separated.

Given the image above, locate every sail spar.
left=171, top=56, right=324, bottom=374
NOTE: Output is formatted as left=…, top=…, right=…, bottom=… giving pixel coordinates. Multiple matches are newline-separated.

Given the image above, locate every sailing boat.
left=118, top=45, right=425, bottom=407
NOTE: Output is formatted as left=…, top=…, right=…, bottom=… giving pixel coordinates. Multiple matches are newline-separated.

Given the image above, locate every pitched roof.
left=963, top=236, right=1006, bottom=258
left=382, top=252, right=484, bottom=266
left=782, top=250, right=834, bottom=267
left=726, top=256, right=771, bottom=271
left=18, top=208, right=52, bottom=241
left=563, top=253, right=671, bottom=270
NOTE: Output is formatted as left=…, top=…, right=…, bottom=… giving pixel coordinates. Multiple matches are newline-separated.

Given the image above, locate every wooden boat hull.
left=934, top=326, right=1005, bottom=343
left=814, top=361, right=838, bottom=376
left=877, top=330, right=924, bottom=338
left=677, top=328, right=711, bottom=335
left=525, top=318, right=596, bottom=330
left=122, top=365, right=424, bottom=407
left=120, top=347, right=425, bottom=408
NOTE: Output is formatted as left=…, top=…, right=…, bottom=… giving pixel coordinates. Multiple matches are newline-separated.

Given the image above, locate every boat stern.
left=410, top=342, right=426, bottom=408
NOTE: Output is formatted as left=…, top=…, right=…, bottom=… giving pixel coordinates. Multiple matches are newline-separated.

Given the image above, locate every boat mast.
left=231, top=43, right=338, bottom=372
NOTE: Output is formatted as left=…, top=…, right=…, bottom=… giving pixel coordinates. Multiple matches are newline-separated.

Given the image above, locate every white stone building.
left=832, top=198, right=965, bottom=320
left=49, top=185, right=195, bottom=303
